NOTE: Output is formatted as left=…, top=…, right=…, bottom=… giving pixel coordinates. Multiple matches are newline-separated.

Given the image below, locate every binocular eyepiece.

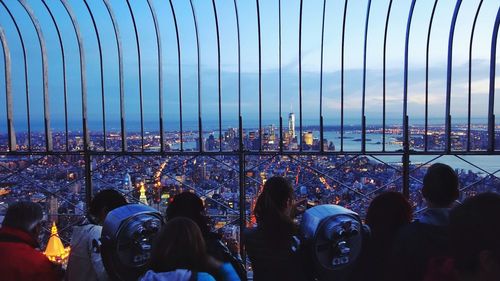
left=301, top=205, right=367, bottom=281
left=101, top=204, right=164, bottom=281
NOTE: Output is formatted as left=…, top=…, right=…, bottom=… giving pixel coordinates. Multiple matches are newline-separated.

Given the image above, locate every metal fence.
left=0, top=0, right=499, bottom=246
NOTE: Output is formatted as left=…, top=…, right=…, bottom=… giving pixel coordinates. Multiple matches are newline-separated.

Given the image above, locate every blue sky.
left=0, top=0, right=499, bottom=133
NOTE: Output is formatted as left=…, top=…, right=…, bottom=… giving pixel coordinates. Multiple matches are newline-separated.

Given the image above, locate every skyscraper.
left=302, top=131, right=313, bottom=146
left=44, top=222, right=70, bottom=265
left=49, top=196, right=59, bottom=223
left=123, top=173, right=132, bottom=192
left=139, top=182, right=149, bottom=205
left=288, top=112, right=296, bottom=140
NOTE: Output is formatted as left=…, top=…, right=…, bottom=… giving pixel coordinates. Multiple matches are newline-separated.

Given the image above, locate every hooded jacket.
left=66, top=222, right=108, bottom=281
left=139, top=263, right=240, bottom=281
left=140, top=269, right=213, bottom=281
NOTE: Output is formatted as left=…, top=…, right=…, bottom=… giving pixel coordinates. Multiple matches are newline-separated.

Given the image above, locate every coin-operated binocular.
left=101, top=204, right=163, bottom=281
left=300, top=205, right=367, bottom=281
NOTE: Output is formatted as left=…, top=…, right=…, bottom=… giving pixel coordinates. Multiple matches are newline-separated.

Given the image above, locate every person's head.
left=450, top=193, right=500, bottom=281
left=3, top=201, right=44, bottom=238
left=254, top=176, right=295, bottom=236
left=89, top=189, right=127, bottom=224
left=365, top=192, right=412, bottom=239
left=150, top=217, right=207, bottom=273
left=422, top=163, right=459, bottom=208
left=165, top=192, right=210, bottom=234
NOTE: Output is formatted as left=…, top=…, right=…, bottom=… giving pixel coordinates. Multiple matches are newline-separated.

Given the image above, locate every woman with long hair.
left=243, top=176, right=308, bottom=281
left=165, top=192, right=247, bottom=280
left=349, top=191, right=413, bottom=281
left=140, top=217, right=240, bottom=281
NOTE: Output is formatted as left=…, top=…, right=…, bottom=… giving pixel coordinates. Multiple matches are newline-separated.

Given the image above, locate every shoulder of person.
left=242, top=227, right=259, bottom=240
left=197, top=272, right=217, bottom=281
left=74, top=223, right=102, bottom=236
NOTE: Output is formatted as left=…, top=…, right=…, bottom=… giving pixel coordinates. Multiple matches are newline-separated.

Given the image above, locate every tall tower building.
left=139, top=182, right=148, bottom=205
left=44, top=222, right=70, bottom=265
left=49, top=196, right=59, bottom=223
left=302, top=131, right=313, bottom=146
left=288, top=112, right=296, bottom=139
left=123, top=173, right=132, bottom=191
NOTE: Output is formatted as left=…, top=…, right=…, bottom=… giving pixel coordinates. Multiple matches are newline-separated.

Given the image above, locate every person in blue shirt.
left=166, top=192, right=246, bottom=281
left=140, top=217, right=240, bottom=281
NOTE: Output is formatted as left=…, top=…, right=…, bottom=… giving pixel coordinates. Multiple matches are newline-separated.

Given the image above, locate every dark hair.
left=366, top=192, right=412, bottom=239
left=422, top=163, right=459, bottom=207
left=150, top=217, right=207, bottom=273
left=3, top=201, right=43, bottom=233
left=254, top=176, right=296, bottom=238
left=165, top=192, right=210, bottom=235
left=89, top=189, right=127, bottom=218
left=449, top=193, right=500, bottom=274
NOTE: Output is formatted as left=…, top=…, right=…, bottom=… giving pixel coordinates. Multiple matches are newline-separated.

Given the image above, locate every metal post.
left=85, top=152, right=92, bottom=211
left=0, top=27, right=15, bottom=152
left=403, top=116, right=410, bottom=198
left=238, top=116, right=246, bottom=264
left=42, top=1, right=68, bottom=151
left=0, top=2, right=30, bottom=150
left=61, top=0, right=89, bottom=152
left=19, top=0, right=53, bottom=151
left=362, top=0, right=372, bottom=153
left=382, top=0, right=393, bottom=152
left=103, top=0, right=126, bottom=151
left=169, top=0, right=184, bottom=152
left=445, top=0, right=463, bottom=152
left=467, top=1, right=484, bottom=152
left=319, top=0, right=327, bottom=153
left=425, top=0, right=439, bottom=152
left=125, top=1, right=145, bottom=151
left=488, top=6, right=500, bottom=152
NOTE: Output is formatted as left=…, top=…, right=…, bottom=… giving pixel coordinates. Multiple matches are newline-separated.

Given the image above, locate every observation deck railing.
left=0, top=0, right=498, bottom=248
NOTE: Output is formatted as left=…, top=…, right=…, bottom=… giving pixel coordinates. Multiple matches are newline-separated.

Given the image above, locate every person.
left=0, top=201, right=62, bottom=280
left=166, top=192, right=247, bottom=281
left=424, top=193, right=500, bottom=281
left=140, top=217, right=240, bottom=281
left=388, top=163, right=459, bottom=281
left=66, top=189, right=128, bottom=281
left=243, top=176, right=308, bottom=281
left=349, top=192, right=412, bottom=281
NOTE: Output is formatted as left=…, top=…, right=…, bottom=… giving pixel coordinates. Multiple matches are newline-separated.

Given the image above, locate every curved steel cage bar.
left=0, top=27, right=14, bottom=152
left=18, top=0, right=52, bottom=151
left=1, top=2, right=29, bottom=150
left=60, top=0, right=89, bottom=151
left=41, top=0, right=68, bottom=151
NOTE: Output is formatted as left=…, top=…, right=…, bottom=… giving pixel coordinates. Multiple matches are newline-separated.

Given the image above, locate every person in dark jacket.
left=243, top=176, right=308, bottom=281
left=349, top=191, right=412, bottom=281
left=0, top=201, right=62, bottom=281
left=388, top=163, right=459, bottom=281
left=449, top=192, right=500, bottom=281
left=166, top=192, right=247, bottom=281
left=424, top=193, right=500, bottom=281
